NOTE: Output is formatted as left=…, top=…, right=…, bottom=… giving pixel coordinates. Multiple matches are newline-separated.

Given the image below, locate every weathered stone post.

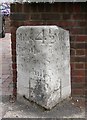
left=16, top=26, right=71, bottom=109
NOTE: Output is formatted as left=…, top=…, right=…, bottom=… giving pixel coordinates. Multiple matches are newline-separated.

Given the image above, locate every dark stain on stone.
left=34, top=79, right=46, bottom=101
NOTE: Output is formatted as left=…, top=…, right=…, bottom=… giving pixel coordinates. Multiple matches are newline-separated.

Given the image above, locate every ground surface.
left=1, top=95, right=85, bottom=118
left=0, top=33, right=13, bottom=96
left=0, top=33, right=86, bottom=119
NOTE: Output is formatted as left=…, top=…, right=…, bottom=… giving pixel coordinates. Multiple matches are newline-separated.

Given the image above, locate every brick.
left=41, top=13, right=62, bottom=20
left=71, top=28, right=87, bottom=35
left=70, top=36, right=76, bottom=42
left=51, top=3, right=60, bottom=12
left=44, top=3, right=53, bottom=12
left=37, top=3, right=45, bottom=12
left=10, top=13, right=28, bottom=21
left=11, top=42, right=16, bottom=50
left=17, top=21, right=25, bottom=27
left=86, top=49, right=87, bottom=56
left=81, top=3, right=87, bottom=12
left=11, top=27, right=17, bottom=34
left=12, top=56, right=16, bottom=63
left=85, top=69, right=87, bottom=75
left=15, top=3, right=23, bottom=13
left=45, top=21, right=59, bottom=26
left=12, top=50, right=16, bottom=56
left=85, top=82, right=87, bottom=90
left=71, top=76, right=85, bottom=83
left=12, top=63, right=17, bottom=70
left=76, top=35, right=87, bottom=42
left=73, top=3, right=81, bottom=13
left=22, top=3, right=31, bottom=13
left=65, top=3, right=74, bottom=13
left=17, top=21, right=24, bottom=28
left=75, top=57, right=86, bottom=62
left=76, top=49, right=85, bottom=56
left=70, top=63, right=75, bottom=70
left=30, top=3, right=38, bottom=13
left=23, top=21, right=32, bottom=26
left=75, top=43, right=85, bottom=49
left=75, top=63, right=85, bottom=69
left=11, top=34, right=16, bottom=42
left=13, top=77, right=17, bottom=82
left=78, top=21, right=87, bottom=27
left=13, top=70, right=17, bottom=78
left=58, top=21, right=78, bottom=27
left=62, top=13, right=71, bottom=20
left=10, top=21, right=24, bottom=28
left=70, top=49, right=75, bottom=56
left=70, top=57, right=75, bottom=62
left=85, top=57, right=87, bottom=62
left=72, top=14, right=86, bottom=20
left=30, top=13, right=41, bottom=20
left=86, top=63, right=87, bottom=69
left=85, top=75, right=87, bottom=83
left=72, top=70, right=85, bottom=76
left=72, top=89, right=85, bottom=95
left=70, top=42, right=75, bottom=49
left=52, top=3, right=66, bottom=13
left=85, top=43, right=87, bottom=48
left=24, top=21, right=45, bottom=26
left=72, top=83, right=85, bottom=89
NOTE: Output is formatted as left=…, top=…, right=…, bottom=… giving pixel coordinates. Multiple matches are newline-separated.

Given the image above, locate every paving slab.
left=0, top=95, right=85, bottom=119
left=0, top=33, right=13, bottom=96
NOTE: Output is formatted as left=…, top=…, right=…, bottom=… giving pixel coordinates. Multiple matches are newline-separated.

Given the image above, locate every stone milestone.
left=16, top=26, right=71, bottom=109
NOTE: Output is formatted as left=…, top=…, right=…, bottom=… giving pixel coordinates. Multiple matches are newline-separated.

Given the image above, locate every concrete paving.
left=0, top=33, right=13, bottom=96
left=0, top=33, right=86, bottom=119
left=1, top=95, right=85, bottom=119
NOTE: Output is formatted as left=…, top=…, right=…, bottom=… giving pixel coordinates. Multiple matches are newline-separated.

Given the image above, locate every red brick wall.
left=10, top=3, right=86, bottom=103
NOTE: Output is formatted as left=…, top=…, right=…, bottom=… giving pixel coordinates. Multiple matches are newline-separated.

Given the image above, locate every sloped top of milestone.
left=16, top=25, right=69, bottom=34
